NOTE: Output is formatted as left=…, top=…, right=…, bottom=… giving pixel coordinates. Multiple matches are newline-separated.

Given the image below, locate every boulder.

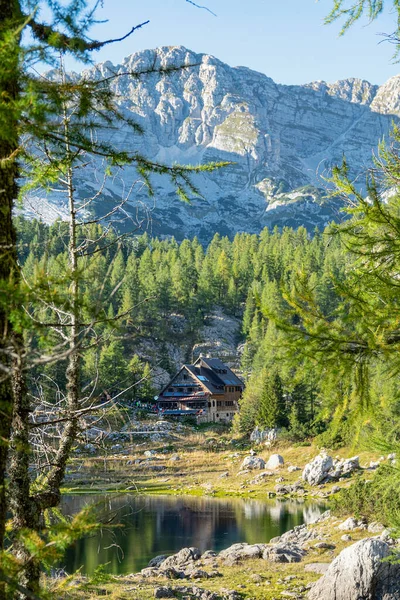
left=337, top=517, right=360, bottom=531
left=368, top=521, right=385, bottom=533
left=266, top=454, right=284, bottom=469
left=329, top=456, right=360, bottom=479
left=287, top=465, right=301, bottom=473
left=240, top=456, right=265, bottom=470
left=159, top=547, right=201, bottom=569
left=263, top=543, right=306, bottom=563
left=308, top=538, right=400, bottom=600
left=270, top=523, right=320, bottom=546
left=219, top=543, right=266, bottom=564
left=302, top=453, right=334, bottom=485
left=148, top=554, right=169, bottom=567
left=154, top=587, right=176, bottom=598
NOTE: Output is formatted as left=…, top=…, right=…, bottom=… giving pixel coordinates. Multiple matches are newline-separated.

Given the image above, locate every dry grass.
left=63, top=424, right=383, bottom=500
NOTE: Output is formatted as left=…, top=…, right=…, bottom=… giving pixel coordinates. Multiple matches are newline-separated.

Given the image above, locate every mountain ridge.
left=27, top=46, right=400, bottom=241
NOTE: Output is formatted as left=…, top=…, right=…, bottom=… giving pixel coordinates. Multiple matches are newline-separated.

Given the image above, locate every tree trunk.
left=9, top=352, right=41, bottom=597
left=0, top=0, right=22, bottom=553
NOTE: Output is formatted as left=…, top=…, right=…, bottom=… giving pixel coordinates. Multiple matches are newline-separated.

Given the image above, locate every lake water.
left=61, top=494, right=326, bottom=575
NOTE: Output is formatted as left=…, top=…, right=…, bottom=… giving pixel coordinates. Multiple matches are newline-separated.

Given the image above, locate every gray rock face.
left=250, top=426, right=278, bottom=443
left=240, top=456, right=266, bottom=470
left=308, top=538, right=400, bottom=600
left=34, top=46, right=400, bottom=241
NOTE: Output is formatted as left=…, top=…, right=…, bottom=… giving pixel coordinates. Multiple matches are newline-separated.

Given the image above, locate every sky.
left=65, top=0, right=399, bottom=85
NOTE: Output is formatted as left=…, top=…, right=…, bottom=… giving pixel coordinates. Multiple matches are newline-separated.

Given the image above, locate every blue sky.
left=69, top=0, right=398, bottom=85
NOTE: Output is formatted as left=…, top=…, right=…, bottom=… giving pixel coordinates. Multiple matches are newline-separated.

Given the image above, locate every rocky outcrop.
left=303, top=453, right=360, bottom=485
left=263, top=543, right=306, bottom=563
left=142, top=547, right=221, bottom=581
left=308, top=538, right=400, bottom=600
left=219, top=543, right=266, bottom=565
left=249, top=426, right=278, bottom=444
left=270, top=523, right=321, bottom=546
left=303, top=453, right=333, bottom=485
left=33, top=46, right=399, bottom=241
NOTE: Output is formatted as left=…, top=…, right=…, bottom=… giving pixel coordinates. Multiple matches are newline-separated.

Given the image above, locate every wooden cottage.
left=157, top=356, right=244, bottom=423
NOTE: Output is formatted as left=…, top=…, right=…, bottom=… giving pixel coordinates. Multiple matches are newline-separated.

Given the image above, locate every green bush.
left=331, top=466, right=400, bottom=530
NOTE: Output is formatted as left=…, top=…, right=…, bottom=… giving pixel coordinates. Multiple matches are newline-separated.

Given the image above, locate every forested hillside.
left=18, top=216, right=399, bottom=446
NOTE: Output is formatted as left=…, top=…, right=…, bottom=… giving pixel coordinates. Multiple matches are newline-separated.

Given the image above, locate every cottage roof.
left=158, top=357, right=244, bottom=398
left=194, top=357, right=244, bottom=387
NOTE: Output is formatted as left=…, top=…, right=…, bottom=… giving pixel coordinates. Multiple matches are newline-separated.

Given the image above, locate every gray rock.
left=302, top=453, right=334, bottom=486
left=250, top=427, right=278, bottom=444
left=263, top=543, right=306, bottom=563
left=308, top=538, right=400, bottom=600
left=266, top=454, right=284, bottom=469
left=314, top=542, right=336, bottom=550
left=337, top=517, right=360, bottom=531
left=159, top=547, right=201, bottom=570
left=148, top=554, right=169, bottom=567
left=329, top=456, right=360, bottom=479
left=219, top=543, right=266, bottom=564
left=288, top=465, right=301, bottom=472
left=368, top=521, right=385, bottom=533
left=270, top=523, right=320, bottom=546
left=341, top=534, right=352, bottom=542
left=239, top=456, right=265, bottom=470
left=154, top=587, right=176, bottom=598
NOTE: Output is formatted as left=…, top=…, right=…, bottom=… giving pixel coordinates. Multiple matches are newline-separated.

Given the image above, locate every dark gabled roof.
left=185, top=364, right=225, bottom=395
left=158, top=357, right=244, bottom=397
left=194, top=357, right=244, bottom=387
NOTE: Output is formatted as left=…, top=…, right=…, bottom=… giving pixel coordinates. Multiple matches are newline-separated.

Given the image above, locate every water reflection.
left=61, top=494, right=325, bottom=575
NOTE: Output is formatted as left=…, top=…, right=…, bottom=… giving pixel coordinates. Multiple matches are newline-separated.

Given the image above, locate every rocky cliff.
left=29, top=46, right=400, bottom=241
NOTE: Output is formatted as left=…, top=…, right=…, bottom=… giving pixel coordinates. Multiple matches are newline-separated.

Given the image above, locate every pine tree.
left=258, top=370, right=286, bottom=429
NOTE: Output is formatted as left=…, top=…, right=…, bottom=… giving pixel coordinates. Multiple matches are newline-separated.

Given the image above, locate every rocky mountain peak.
left=30, top=48, right=399, bottom=241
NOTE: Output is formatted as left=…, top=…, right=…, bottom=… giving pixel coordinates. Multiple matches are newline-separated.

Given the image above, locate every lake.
left=61, top=494, right=326, bottom=575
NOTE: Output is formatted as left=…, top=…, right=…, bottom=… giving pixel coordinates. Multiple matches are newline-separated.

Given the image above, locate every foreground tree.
left=0, top=2, right=226, bottom=596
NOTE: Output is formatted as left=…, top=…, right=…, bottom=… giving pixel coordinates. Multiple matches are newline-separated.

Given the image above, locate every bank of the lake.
left=61, top=494, right=326, bottom=575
